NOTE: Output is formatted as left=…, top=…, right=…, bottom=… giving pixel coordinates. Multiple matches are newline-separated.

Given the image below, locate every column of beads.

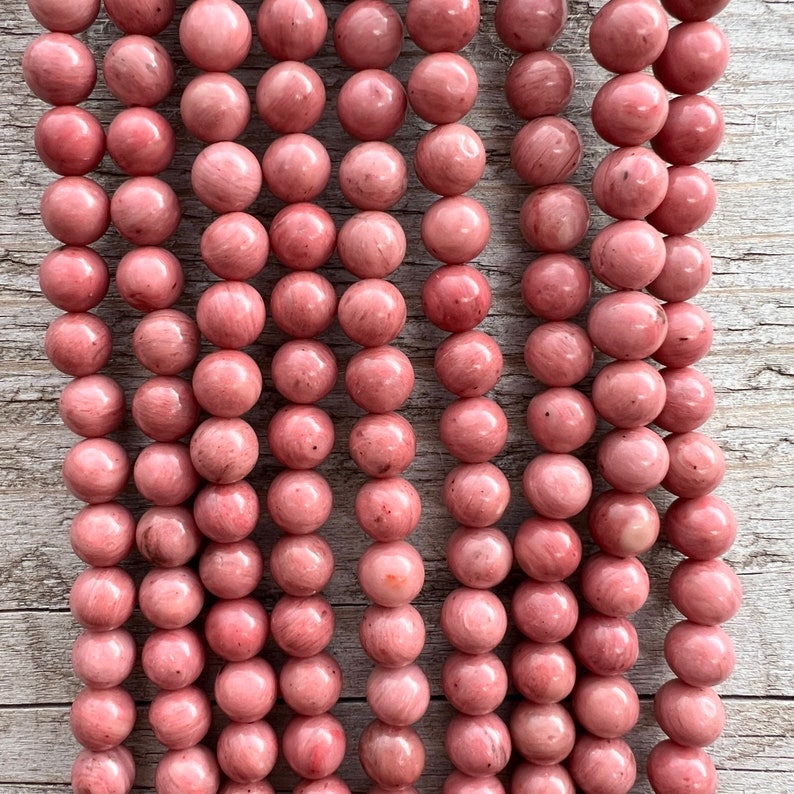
left=493, top=1, right=594, bottom=790
left=642, top=1, right=740, bottom=791
left=178, top=3, right=281, bottom=792
left=406, top=1, right=514, bottom=788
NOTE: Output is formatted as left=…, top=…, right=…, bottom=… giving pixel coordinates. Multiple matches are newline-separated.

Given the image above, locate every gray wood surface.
left=1, top=0, right=792, bottom=791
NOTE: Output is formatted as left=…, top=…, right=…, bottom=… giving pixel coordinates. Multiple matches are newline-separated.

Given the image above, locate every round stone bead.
left=355, top=477, right=422, bottom=542
left=663, top=431, right=725, bottom=498
left=510, top=701, right=576, bottom=766
left=267, top=469, right=333, bottom=535
left=70, top=502, right=134, bottom=567
left=524, top=321, right=593, bottom=387
left=279, top=652, right=342, bottom=716
left=588, top=490, right=660, bottom=557
left=179, top=0, right=252, bottom=72
left=442, top=651, right=508, bottom=715
left=268, top=404, right=334, bottom=470
left=648, top=165, right=717, bottom=236
left=568, top=735, right=636, bottom=794
left=592, top=73, right=669, bottom=147
left=136, top=506, right=202, bottom=568
left=588, top=290, right=668, bottom=360
left=590, top=219, right=666, bottom=290
left=215, top=657, right=278, bottom=722
left=408, top=52, right=478, bottom=124
left=133, top=442, right=200, bottom=506
left=520, top=184, right=589, bottom=252
left=423, top=264, right=491, bottom=333
left=263, top=133, right=331, bottom=203
left=192, top=350, right=262, bottom=418
left=339, top=279, right=407, bottom=346
left=45, top=312, right=111, bottom=377
left=359, top=721, right=425, bottom=789
left=142, top=627, right=205, bottom=690
left=340, top=141, right=408, bottom=210
left=580, top=554, right=650, bottom=617
left=201, top=212, right=269, bottom=281
left=346, top=346, right=413, bottom=414
left=653, top=22, right=730, bottom=95
left=647, top=741, right=718, bottom=794
left=495, top=0, right=567, bottom=52
left=572, top=613, right=639, bottom=676
left=337, top=211, right=406, bottom=278
left=422, top=195, right=490, bottom=264
left=270, top=594, right=334, bottom=657
left=511, top=641, right=576, bottom=704
left=104, top=0, right=175, bottom=35
left=295, top=779, right=348, bottom=794
left=443, top=462, right=510, bottom=528
left=60, top=374, right=125, bottom=439
left=665, top=621, right=736, bottom=687
left=443, top=772, right=504, bottom=794
left=272, top=339, right=337, bottom=404
left=196, top=280, right=265, bottom=348
left=338, top=69, right=407, bottom=141
left=522, top=452, right=592, bottom=519
left=505, top=51, right=574, bottom=120
left=652, top=95, right=725, bottom=166
left=406, top=0, right=479, bottom=52
left=511, top=764, right=575, bottom=794
left=442, top=588, right=507, bottom=654
left=70, top=566, right=135, bottom=631
left=358, top=541, right=424, bottom=607
left=521, top=253, right=590, bottom=320
left=360, top=604, right=426, bottom=667
left=155, top=746, right=220, bottom=794
left=107, top=107, right=175, bottom=176
left=35, top=106, right=105, bottom=176
left=116, top=248, right=182, bottom=313
left=216, top=720, right=278, bottom=783
left=662, top=0, right=729, bottom=20
left=597, top=426, right=670, bottom=493
left=445, top=713, right=511, bottom=778
left=223, top=783, right=277, bottom=794
left=200, top=538, right=264, bottom=599
left=513, top=517, right=582, bottom=582
left=350, top=412, right=416, bottom=479
left=435, top=330, right=503, bottom=397
left=512, top=580, right=578, bottom=643
left=269, top=271, right=337, bottom=338
left=111, top=177, right=180, bottom=246
left=71, top=628, right=136, bottom=690
left=269, top=202, right=336, bottom=270
left=191, top=142, right=262, bottom=213
left=282, top=715, right=346, bottom=779
left=148, top=686, right=212, bottom=750
left=269, top=533, right=334, bottom=597
left=440, top=397, right=508, bottom=463
left=205, top=597, right=269, bottom=662
left=657, top=358, right=715, bottom=426
left=368, top=663, right=430, bottom=725
left=181, top=72, right=251, bottom=143
left=511, top=117, right=582, bottom=186
left=23, top=33, right=96, bottom=105
left=189, top=416, right=259, bottom=484
left=138, top=566, right=204, bottom=629
left=40, top=176, right=109, bottom=246
left=71, top=686, right=137, bottom=750
left=334, top=0, right=404, bottom=70
left=668, top=558, right=742, bottom=625
left=572, top=674, right=640, bottom=739
left=103, top=35, right=173, bottom=106
left=63, top=438, right=129, bottom=504
left=592, top=147, right=669, bottom=219
left=526, top=387, right=596, bottom=452
left=27, top=0, right=100, bottom=33
left=653, top=236, right=713, bottom=304
left=592, top=360, right=666, bottom=428
left=663, top=494, right=736, bottom=560
left=415, top=123, right=486, bottom=196
left=256, top=0, right=327, bottom=61
left=39, top=246, right=108, bottom=313
left=256, top=61, right=326, bottom=134
left=654, top=679, right=725, bottom=747
left=589, top=0, right=668, bottom=73
left=193, top=481, right=260, bottom=543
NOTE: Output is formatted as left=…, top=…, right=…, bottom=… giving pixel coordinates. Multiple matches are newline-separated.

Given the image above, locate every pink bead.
left=592, top=360, right=666, bottom=428
left=283, top=714, right=346, bottom=779
left=133, top=309, right=200, bottom=375
left=340, top=141, right=408, bottom=210
left=271, top=340, right=337, bottom=404
left=133, top=442, right=200, bottom=506
left=222, top=783, right=276, bottom=794
left=495, top=0, right=567, bottom=51
left=669, top=558, right=742, bottom=625
left=513, top=517, right=582, bottom=582
left=45, top=312, right=112, bottom=377
left=358, top=540, right=424, bottom=607
left=111, top=177, right=180, bottom=246
left=194, top=480, right=260, bottom=543
left=35, top=106, right=104, bottom=176
left=215, top=657, right=278, bottom=722
left=40, top=176, right=109, bottom=246
left=262, top=134, right=330, bottom=203
left=23, top=33, right=96, bottom=105
left=443, top=462, right=511, bottom=528
left=649, top=166, right=717, bottom=236
left=653, top=95, right=725, bottom=166
left=665, top=621, right=736, bottom=687
left=179, top=0, right=252, bottom=71
left=572, top=613, right=639, bottom=675
left=358, top=721, right=425, bottom=788
left=511, top=117, right=582, bottom=187
left=526, top=387, right=596, bottom=453
left=597, top=426, right=670, bottom=493
left=406, top=0, right=479, bottom=52
left=72, top=628, right=136, bottom=689
left=181, top=72, right=251, bottom=143
left=116, top=247, right=183, bottom=311
left=592, top=146, right=669, bottom=220
left=136, top=505, right=202, bottom=567
left=441, top=652, right=508, bottom=716
left=338, top=69, right=407, bottom=141
left=520, top=184, right=590, bottom=252
left=422, top=196, right=490, bottom=264
left=39, top=246, right=108, bottom=312
left=435, top=330, right=503, bottom=397
left=192, top=350, right=262, bottom=418
left=192, top=142, right=262, bottom=214
left=446, top=526, right=513, bottom=589
left=407, top=53, right=478, bottom=124
left=653, top=22, right=730, bottom=94
left=592, top=73, right=669, bottom=147
left=360, top=604, right=426, bottom=667
left=573, top=675, right=640, bottom=739
left=511, top=763, right=575, bottom=794
left=270, top=594, right=334, bottom=657
left=297, top=779, right=349, bottom=794
left=142, top=627, right=205, bottom=690
left=216, top=720, right=278, bottom=783
left=655, top=679, right=725, bottom=746
left=205, top=597, right=269, bottom=662
left=267, top=469, right=333, bottom=534
left=649, top=235, right=713, bottom=303
left=139, top=566, right=204, bottom=629
left=445, top=713, right=511, bottom=777
left=268, top=404, right=334, bottom=469
left=190, top=417, right=259, bottom=484
left=337, top=211, right=406, bottom=279
left=339, top=279, right=407, bottom=346
left=441, top=587, right=507, bottom=653
left=156, top=746, right=220, bottom=794
left=511, top=641, right=576, bottom=703
left=588, top=490, right=660, bottom=557
left=522, top=452, right=592, bottom=519
left=27, top=0, right=99, bottom=32
left=664, top=494, right=736, bottom=560
left=587, top=290, right=668, bottom=360
left=346, top=346, right=413, bottom=414
left=63, top=438, right=129, bottom=504
left=368, top=664, right=430, bottom=725
left=662, top=0, right=729, bottom=20
left=509, top=701, right=576, bottom=765
left=72, top=746, right=135, bottom=794
left=256, top=0, right=327, bottom=60
left=334, top=0, right=403, bottom=69
left=505, top=52, right=574, bottom=120
left=444, top=772, right=505, bottom=794
left=440, top=397, right=507, bottom=463
left=568, top=735, right=636, bottom=794
left=256, top=61, right=326, bottom=134
left=269, top=202, right=337, bottom=270
left=70, top=566, right=135, bottom=631
left=104, top=0, right=175, bottom=35
left=647, top=740, right=718, bottom=794
left=589, top=0, right=668, bottom=73
left=201, top=212, right=268, bottom=281
left=415, top=123, right=486, bottom=197
left=521, top=253, right=590, bottom=320
left=149, top=686, right=212, bottom=750
left=200, top=538, right=264, bottom=599
left=269, top=533, right=334, bottom=597
left=60, top=375, right=124, bottom=439
left=590, top=219, right=666, bottom=290
left=663, top=431, right=725, bottom=498
left=270, top=271, right=337, bottom=338
left=103, top=35, right=173, bottom=106
left=196, top=280, right=265, bottom=348
left=512, top=580, right=578, bottom=643
left=656, top=366, right=715, bottom=433
left=355, top=477, right=422, bottom=542
left=423, top=264, right=491, bottom=333
left=107, top=106, right=175, bottom=175
left=280, top=652, right=342, bottom=715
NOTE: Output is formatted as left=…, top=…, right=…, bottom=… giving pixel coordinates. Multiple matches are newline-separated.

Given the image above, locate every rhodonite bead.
left=138, top=566, right=204, bottom=629
left=359, top=722, right=425, bottom=789
left=505, top=52, right=574, bottom=120
left=590, top=219, right=666, bottom=290
left=136, top=505, right=202, bottom=567
left=521, top=252, right=590, bottom=320
left=63, top=438, right=129, bottom=503
left=60, top=374, right=125, bottom=438
left=116, top=248, right=182, bottom=313
left=592, top=147, right=669, bottom=219
left=339, top=279, right=407, bottom=346
left=191, top=142, right=262, bottom=214
left=104, top=0, right=175, bottom=35
left=443, top=462, right=510, bottom=527
left=189, top=416, right=259, bottom=484
left=71, top=628, right=136, bottom=690
left=256, top=0, right=327, bottom=61
left=355, top=477, right=422, bottom=542
left=297, top=779, right=349, bottom=794
left=27, top=0, right=99, bottom=33
left=262, top=133, right=331, bottom=203
left=156, top=746, right=220, bottom=794
left=269, top=271, right=337, bottom=338
left=148, top=686, right=212, bottom=750
left=269, top=533, right=334, bottom=597
left=269, top=202, right=336, bottom=270
left=663, top=494, right=736, bottom=560
left=519, top=184, right=589, bottom=252
left=592, top=360, right=666, bottom=428
left=444, top=772, right=505, bottom=794
left=522, top=452, right=592, bottom=519
left=223, top=783, right=276, bottom=794
left=39, top=246, right=108, bottom=312
left=133, top=441, right=200, bottom=506
left=648, top=165, right=717, bottom=236
left=495, top=0, right=567, bottom=52
left=205, top=597, right=269, bottom=662
left=668, top=558, right=743, bottom=625
left=527, top=387, right=596, bottom=452
left=283, top=714, right=347, bottom=779
left=215, top=657, right=278, bottom=722
left=180, top=72, right=251, bottom=143
left=70, top=502, right=134, bottom=567
left=423, top=264, right=491, bottom=333
left=511, top=641, right=577, bottom=704
left=179, top=0, right=251, bottom=72
left=524, top=321, right=593, bottom=387
left=511, top=763, right=575, bottom=794
left=572, top=674, right=640, bottom=739
left=580, top=553, right=650, bottom=617
left=279, top=652, right=342, bottom=715
left=650, top=234, right=713, bottom=303
left=421, top=195, right=491, bottom=264
left=665, top=621, right=736, bottom=687
left=435, top=330, right=503, bottom=397
left=35, top=106, right=104, bottom=176
left=23, top=33, right=96, bottom=105
left=45, top=312, right=112, bottom=377
left=270, top=594, right=335, bottom=657
left=512, top=580, right=579, bottom=643
left=368, top=664, right=430, bottom=725
left=216, top=720, right=278, bottom=783
left=587, top=290, right=668, bottom=360
left=662, top=0, right=730, bottom=20
left=103, top=35, right=173, bottom=106
left=200, top=538, right=264, bottom=599
left=71, top=686, right=137, bottom=750
left=406, top=0, right=479, bottom=52
left=40, top=176, right=109, bottom=246
left=647, top=741, right=718, bottom=794
left=442, top=588, right=507, bottom=653
left=267, top=469, right=333, bottom=534
left=358, top=541, right=424, bottom=607
left=663, top=431, right=725, bottom=497
left=597, top=426, right=670, bottom=493
left=442, top=652, right=508, bottom=716
left=142, top=628, right=205, bottom=689
left=415, top=123, right=486, bottom=196
left=568, top=735, right=636, bottom=794
left=340, top=141, right=408, bottom=210
left=445, top=713, right=511, bottom=777
left=652, top=95, right=725, bottom=166
left=350, top=412, right=416, bottom=479
left=513, top=517, right=582, bottom=581
left=407, top=53, right=479, bottom=124
left=338, top=69, right=407, bottom=141
left=589, top=0, right=668, bottom=73
left=200, top=212, right=269, bottom=281
left=572, top=613, right=639, bottom=676
left=346, top=346, right=413, bottom=413
left=510, top=701, right=576, bottom=766
left=588, top=490, right=660, bottom=557
left=591, top=73, right=669, bottom=147
left=107, top=107, right=175, bottom=176
left=111, top=177, right=180, bottom=246
left=653, top=22, right=730, bottom=95
left=193, top=479, right=260, bottom=543
left=511, top=117, right=582, bottom=186
left=654, top=679, right=725, bottom=746
left=360, top=604, right=426, bottom=667
left=196, top=280, right=265, bottom=348
left=268, top=404, right=334, bottom=469
left=337, top=211, right=406, bottom=278
left=70, top=566, right=136, bottom=631
left=334, top=0, right=404, bottom=70
left=192, top=350, right=261, bottom=418
left=256, top=61, right=326, bottom=134
left=446, top=526, right=513, bottom=588
left=271, top=339, right=337, bottom=404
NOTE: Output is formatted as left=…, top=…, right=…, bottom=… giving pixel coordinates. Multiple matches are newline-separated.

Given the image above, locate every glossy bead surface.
left=442, top=587, right=507, bottom=653
left=522, top=452, right=592, bottom=519
left=406, top=0, right=479, bottom=52
left=270, top=533, right=334, bottom=597
left=72, top=628, right=136, bottom=690
left=23, top=33, right=96, bottom=105
left=215, top=657, right=278, bottom=722
left=148, top=686, right=212, bottom=750
left=270, top=595, right=334, bottom=657
left=589, top=0, right=668, bottom=73
left=107, top=106, right=175, bottom=175
left=45, top=312, right=111, bottom=377
left=597, top=426, right=670, bottom=493
left=70, top=501, right=134, bottom=567
left=63, top=438, right=129, bottom=504
left=669, top=558, right=742, bottom=625
left=587, top=290, right=667, bottom=360
left=664, top=494, right=736, bottom=560
left=568, top=735, right=636, bottom=794
left=216, top=720, right=278, bottom=783
left=346, top=346, right=413, bottom=414
left=360, top=604, right=426, bottom=667
left=521, top=253, right=590, bottom=320
left=495, top=0, right=567, bottom=52
left=443, top=462, right=510, bottom=528
left=526, top=387, right=596, bottom=453
left=189, top=417, right=259, bottom=484
left=648, top=166, right=717, bottom=236
left=355, top=477, right=422, bottom=542
left=117, top=248, right=183, bottom=314
left=663, top=431, right=725, bottom=498
left=60, top=375, right=125, bottom=439
left=662, top=0, right=729, bottom=19
left=339, top=279, right=407, bottom=346
left=650, top=234, right=713, bottom=303
left=441, top=652, right=508, bottom=716
left=505, top=51, right=574, bottom=120
left=368, top=664, right=430, bottom=725
left=509, top=701, right=576, bottom=766
left=111, top=177, right=180, bottom=246
left=263, top=133, right=331, bottom=203
left=272, top=340, right=337, bottom=404
left=334, top=0, right=404, bottom=70
left=592, top=73, right=669, bottom=147
left=511, top=117, right=581, bottom=187
left=358, top=540, right=424, bottom=607
left=588, top=490, right=660, bottom=557
left=39, top=246, right=108, bottom=313
left=205, top=597, right=269, bottom=662
left=269, top=202, right=336, bottom=270
left=573, top=675, right=640, bottom=739
left=35, top=106, right=104, bottom=176
left=70, top=686, right=137, bottom=750
left=647, top=740, right=718, bottom=794
left=654, top=679, right=725, bottom=747
left=103, top=35, right=173, bottom=106
left=435, top=330, right=503, bottom=397
left=193, top=350, right=261, bottom=418
left=590, top=219, right=666, bottom=290
left=268, top=404, right=334, bottom=470
left=572, top=614, right=639, bottom=676
left=656, top=366, right=715, bottom=433
left=423, top=264, right=491, bottom=333
left=446, top=526, right=513, bottom=589
left=155, top=746, right=220, bottom=794
left=511, top=764, right=574, bottom=794
left=136, top=506, right=202, bottom=567
left=133, top=441, right=200, bottom=506
left=196, top=280, right=265, bottom=348
left=592, top=146, right=669, bottom=220
left=269, top=271, right=336, bottom=338
left=181, top=72, right=251, bottom=143
left=193, top=480, right=259, bottom=543
left=104, top=0, right=175, bottom=35
left=201, top=212, right=268, bottom=281
left=338, top=69, right=407, bottom=141
left=511, top=641, right=576, bottom=704
left=653, top=95, right=725, bottom=166
left=267, top=469, right=333, bottom=534
left=28, top=0, right=100, bottom=33
left=340, top=141, right=408, bottom=210
left=512, top=580, right=578, bottom=643
left=200, top=538, right=264, bottom=599
left=653, top=22, right=730, bottom=95
left=70, top=566, right=135, bottom=631
left=359, top=722, right=425, bottom=788
left=443, top=772, right=504, bottom=794
left=337, top=211, right=406, bottom=279
left=445, top=713, right=511, bottom=778
left=519, top=184, right=589, bottom=252
left=421, top=195, right=491, bottom=264
left=407, top=53, right=478, bottom=124
left=280, top=652, right=342, bottom=715
left=179, top=0, right=252, bottom=72
left=191, top=142, right=262, bottom=213
left=142, top=627, right=205, bottom=690
left=513, top=517, right=582, bottom=582
left=592, top=360, right=666, bottom=428
left=40, top=176, right=109, bottom=246
left=665, top=621, right=736, bottom=687
left=139, top=566, right=204, bottom=629
left=415, top=123, right=486, bottom=196
left=256, top=61, right=326, bottom=134
left=283, top=714, right=346, bottom=779
left=256, top=0, right=327, bottom=60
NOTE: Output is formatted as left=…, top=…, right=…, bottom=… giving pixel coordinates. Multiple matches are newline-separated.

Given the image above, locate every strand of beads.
left=406, top=1, right=516, bottom=789
left=493, top=0, right=595, bottom=790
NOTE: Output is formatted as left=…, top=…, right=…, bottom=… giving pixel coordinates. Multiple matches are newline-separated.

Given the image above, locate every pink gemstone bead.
left=280, top=652, right=342, bottom=715
left=132, top=443, right=197, bottom=507
left=511, top=117, right=582, bottom=187
left=656, top=366, right=715, bottom=433
left=40, top=176, right=109, bottom=246
left=39, top=246, right=108, bottom=313
left=338, top=211, right=406, bottom=278
left=592, top=146, right=669, bottom=220
left=339, top=279, right=407, bottom=346
left=297, top=779, right=349, bottom=794
left=27, top=0, right=100, bottom=33
left=193, top=480, right=260, bottom=543
left=136, top=505, right=202, bottom=567
left=444, top=773, right=504, bottom=794
left=519, top=184, right=590, bottom=252
left=149, top=686, right=212, bottom=750
left=445, top=713, right=511, bottom=777
left=495, top=0, right=567, bottom=51
left=669, top=558, right=742, bottom=625
left=223, top=783, right=276, bottom=794
left=592, top=359, right=666, bottom=428
left=524, top=321, right=593, bottom=387
left=521, top=253, right=590, bottom=320
left=590, top=219, right=666, bottom=290
left=653, top=22, right=730, bottom=95
left=103, top=35, right=173, bottom=106
left=415, top=123, right=486, bottom=196
left=568, top=735, right=636, bottom=794
left=587, top=290, right=668, bottom=360
left=138, top=566, right=204, bottom=629
left=256, top=0, right=327, bottom=60
left=359, top=721, right=425, bottom=788
left=256, top=61, right=326, bottom=134
left=443, top=462, right=511, bottom=528
left=346, top=346, right=413, bottom=414
left=216, top=720, right=278, bottom=783
left=512, top=580, right=579, bottom=643
left=191, top=142, right=262, bottom=213
left=421, top=195, right=491, bottom=264
left=665, top=621, right=736, bottom=687
left=268, top=404, right=334, bottom=469
left=368, top=663, right=430, bottom=725
left=408, top=52, right=478, bottom=124
left=104, top=0, right=175, bottom=35
left=179, top=0, right=252, bottom=71
left=435, top=330, right=503, bottom=397
left=156, top=746, right=220, bottom=794
left=283, top=714, right=347, bottom=779
left=446, top=526, right=513, bottom=589
left=70, top=566, right=135, bottom=631
left=505, top=52, right=574, bottom=120
left=650, top=234, right=713, bottom=303
left=511, top=641, right=576, bottom=704
left=655, top=679, right=725, bottom=746
left=72, top=746, right=135, bottom=794
left=662, top=0, right=729, bottom=20
left=573, top=674, right=640, bottom=739
left=190, top=417, right=259, bottom=484
left=358, top=540, right=425, bottom=607
left=262, top=133, right=331, bottom=204
left=355, top=477, right=422, bottom=542
left=45, top=312, right=112, bottom=377
left=110, top=177, right=180, bottom=246
left=423, top=264, right=492, bottom=333
left=592, top=73, right=669, bottom=147
left=23, top=33, right=96, bottom=105
left=270, top=271, right=337, bottom=338
left=196, top=280, right=265, bottom=348
left=107, top=106, right=175, bottom=175
left=142, top=627, right=205, bottom=690
left=117, top=247, right=184, bottom=314
left=440, top=396, right=507, bottom=463
left=648, top=166, right=717, bottom=236
left=406, top=0, right=479, bottom=52
left=133, top=309, right=200, bottom=375
left=181, top=72, right=251, bottom=143
left=360, top=604, right=426, bottom=667
left=340, top=141, right=408, bottom=210
left=60, top=375, right=124, bottom=439
left=597, top=426, right=670, bottom=493
left=589, top=0, right=668, bottom=73
left=35, top=106, right=104, bottom=176
left=664, top=430, right=726, bottom=498
left=441, top=652, right=508, bottom=716
left=272, top=339, right=337, bottom=404
left=201, top=212, right=269, bottom=281
left=511, top=763, right=574, bottom=794
left=588, top=490, right=660, bottom=557
left=338, top=69, right=407, bottom=141
left=526, top=387, right=596, bottom=453
left=269, top=202, right=337, bottom=271
left=513, top=517, right=582, bottom=582
left=63, top=438, right=129, bottom=504
left=652, top=95, right=725, bottom=166
left=334, top=0, right=404, bottom=70
left=193, top=350, right=262, bottom=418
left=647, top=740, right=718, bottom=794
left=522, top=452, right=592, bottom=519
left=270, top=594, right=335, bottom=657
left=510, top=701, right=576, bottom=766
left=269, top=533, right=334, bottom=597
left=572, top=613, right=639, bottom=676
left=72, top=628, right=136, bottom=689
left=664, top=494, right=736, bottom=560
left=441, top=587, right=507, bottom=653
left=200, top=538, right=264, bottom=599
left=205, top=597, right=269, bottom=662
left=215, top=656, right=278, bottom=722
left=267, top=469, right=333, bottom=535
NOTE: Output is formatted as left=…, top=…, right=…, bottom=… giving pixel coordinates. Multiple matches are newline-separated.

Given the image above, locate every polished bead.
left=103, top=35, right=173, bottom=106
left=519, top=184, right=589, bottom=252
left=142, top=627, right=205, bottom=690
left=196, top=280, right=265, bottom=348
left=111, top=177, right=180, bottom=246
left=283, top=714, right=346, bottom=779
left=263, top=133, right=331, bottom=203
left=589, top=0, right=668, bottom=73
left=592, top=73, right=669, bottom=147
left=443, top=462, right=510, bottom=528
left=35, top=106, right=104, bottom=176
left=663, top=0, right=730, bottom=19
left=572, top=613, right=639, bottom=675
left=511, top=641, right=576, bottom=704
left=656, top=366, right=715, bottom=433
left=133, top=442, right=200, bottom=506
left=587, top=290, right=668, bottom=360
left=653, top=22, right=729, bottom=94
left=422, top=195, right=491, bottom=264
left=442, top=587, right=507, bottom=653
left=215, top=657, right=278, bottom=722
left=116, top=247, right=183, bottom=313
left=443, top=772, right=504, bottom=794
left=338, top=69, right=407, bottom=141
left=358, top=540, right=424, bottom=607
left=590, top=219, right=666, bottom=290
left=269, top=202, right=336, bottom=270
left=133, top=309, right=200, bottom=375
left=581, top=553, right=650, bottom=617
left=149, top=686, right=212, bottom=750
left=568, top=735, right=636, bottom=794
left=28, top=0, right=99, bottom=33
left=270, top=533, right=334, bottom=597
left=573, top=674, right=639, bottom=739
left=193, top=480, right=259, bottom=543
left=669, top=558, right=742, bottom=625
left=435, top=330, right=503, bottom=397
left=222, top=782, right=277, bottom=794
left=513, top=517, right=582, bottom=581
left=521, top=252, right=590, bottom=320
left=205, top=597, right=269, bottom=662
left=334, top=0, right=403, bottom=70
left=200, top=538, right=264, bottom=599
left=440, top=394, right=508, bottom=461
left=505, top=51, right=574, bottom=120
left=256, top=0, right=327, bottom=61
left=665, top=621, right=736, bottom=687
left=279, top=652, right=342, bottom=715
left=297, top=779, right=349, bottom=794
left=423, top=264, right=491, bottom=333
left=217, top=720, right=278, bottom=783
left=337, top=211, right=406, bottom=278
left=23, top=33, right=96, bottom=105
left=526, top=387, right=596, bottom=452
left=179, top=0, right=251, bottom=71
left=201, top=212, right=269, bottom=281
left=446, top=713, right=511, bottom=777
left=597, top=426, right=670, bottom=493
left=45, top=312, right=111, bottom=377
left=63, top=438, right=129, bottom=504
left=272, top=339, right=337, bottom=404
left=408, top=52, right=478, bottom=124
left=446, top=526, right=513, bottom=589
left=368, top=664, right=430, bottom=725
left=267, top=469, right=333, bottom=535
left=70, top=686, right=136, bottom=750
left=441, top=652, right=507, bottom=715
left=339, top=279, right=407, bottom=346
left=495, top=0, right=567, bottom=52
left=664, top=494, right=736, bottom=560
left=70, top=502, right=134, bottom=568
left=39, top=246, right=108, bottom=313
left=510, top=701, right=576, bottom=766
left=512, top=580, right=578, bottom=643
left=406, top=0, right=479, bottom=52
left=270, top=271, right=337, bottom=338
left=663, top=431, right=725, bottom=498
left=655, top=679, right=725, bottom=746
left=268, top=404, right=334, bottom=469
left=649, top=166, right=717, bottom=237
left=70, top=566, right=135, bottom=631
left=647, top=740, right=718, bottom=794
left=191, top=142, right=262, bottom=213
left=60, top=375, right=124, bottom=439
left=592, top=146, right=669, bottom=219
left=139, top=566, right=203, bottom=629
left=359, top=721, right=425, bottom=788
left=524, top=321, right=592, bottom=387
left=511, top=763, right=574, bottom=794
left=155, top=746, right=220, bottom=794
left=650, top=234, right=713, bottom=303
left=522, top=452, right=592, bottom=519
left=588, top=490, right=660, bottom=557
left=340, top=141, right=408, bottom=210
left=104, top=0, right=175, bottom=35
left=190, top=417, right=259, bottom=484
left=40, top=176, right=109, bottom=246
left=415, top=123, right=486, bottom=196
left=346, top=346, right=413, bottom=414
left=107, top=106, right=175, bottom=175
left=653, top=95, right=725, bottom=166
left=592, top=360, right=666, bottom=428
left=511, top=117, right=582, bottom=186
left=360, top=604, right=426, bottom=667
left=270, top=594, right=334, bottom=657
left=136, top=506, right=201, bottom=567
left=192, top=350, right=261, bottom=418
left=355, top=477, right=421, bottom=542
left=181, top=72, right=251, bottom=143
left=256, top=61, right=326, bottom=134
left=72, top=628, right=136, bottom=690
